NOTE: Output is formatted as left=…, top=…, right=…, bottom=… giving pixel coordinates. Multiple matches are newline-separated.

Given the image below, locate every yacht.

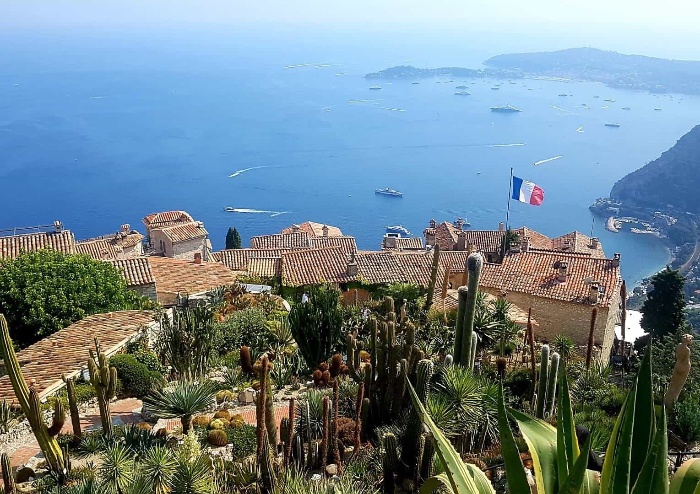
left=491, top=104, right=521, bottom=113
left=491, top=86, right=500, bottom=90
left=411, top=81, right=420, bottom=85
left=604, top=99, right=615, bottom=102
left=605, top=123, right=621, bottom=128
left=375, top=187, right=403, bottom=197
left=654, top=108, right=663, bottom=111
left=369, top=85, right=382, bottom=90
left=622, top=107, right=631, bottom=110
left=558, top=93, right=568, bottom=97
left=385, top=225, right=411, bottom=236
left=454, top=90, right=471, bottom=96
left=455, top=85, right=468, bottom=89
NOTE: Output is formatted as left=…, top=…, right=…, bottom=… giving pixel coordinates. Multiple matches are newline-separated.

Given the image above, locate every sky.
left=1, top=1, right=699, bottom=60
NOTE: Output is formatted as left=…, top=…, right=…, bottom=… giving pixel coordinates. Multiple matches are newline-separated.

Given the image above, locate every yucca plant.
left=172, top=454, right=213, bottom=494
left=140, top=446, right=177, bottom=494
left=99, top=443, right=134, bottom=494
left=143, top=381, right=216, bottom=434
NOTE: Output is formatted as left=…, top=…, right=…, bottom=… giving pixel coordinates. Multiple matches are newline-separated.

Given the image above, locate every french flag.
left=512, top=176, right=544, bottom=206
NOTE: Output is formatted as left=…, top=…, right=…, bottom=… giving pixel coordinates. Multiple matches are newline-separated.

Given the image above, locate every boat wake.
left=490, top=143, right=526, bottom=148
left=229, top=166, right=270, bottom=178
left=576, top=126, right=585, bottom=133
left=284, top=63, right=333, bottom=69
left=533, top=156, right=562, bottom=166
left=378, top=106, right=405, bottom=112
left=224, top=208, right=290, bottom=217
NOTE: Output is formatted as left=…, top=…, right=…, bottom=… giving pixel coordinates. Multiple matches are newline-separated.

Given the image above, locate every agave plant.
left=172, top=454, right=213, bottom=494
left=99, top=443, right=134, bottom=494
left=143, top=381, right=216, bottom=434
left=140, top=446, right=177, bottom=494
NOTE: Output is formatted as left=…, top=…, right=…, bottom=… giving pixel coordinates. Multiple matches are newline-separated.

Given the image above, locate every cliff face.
left=610, top=124, right=700, bottom=213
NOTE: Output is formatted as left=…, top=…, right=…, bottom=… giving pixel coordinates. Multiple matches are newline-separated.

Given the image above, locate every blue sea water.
left=0, top=28, right=697, bottom=285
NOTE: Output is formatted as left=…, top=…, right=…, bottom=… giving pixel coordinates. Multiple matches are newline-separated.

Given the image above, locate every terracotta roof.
left=309, top=236, right=357, bottom=254
left=76, top=239, right=118, bottom=260
left=159, top=222, right=208, bottom=243
left=0, top=311, right=155, bottom=403
left=354, top=250, right=446, bottom=286
left=459, top=230, right=506, bottom=253
left=433, top=222, right=462, bottom=250
left=479, top=251, right=621, bottom=307
left=247, top=257, right=281, bottom=278
left=148, top=257, right=238, bottom=304
left=212, top=248, right=294, bottom=271
left=438, top=251, right=471, bottom=273
left=281, top=221, right=343, bottom=237
left=251, top=233, right=311, bottom=249
left=434, top=290, right=538, bottom=326
left=109, top=257, right=155, bottom=287
left=382, top=237, right=424, bottom=251
left=281, top=247, right=352, bottom=287
left=514, top=227, right=552, bottom=250
left=143, top=211, right=194, bottom=229
left=550, top=231, right=606, bottom=258
left=0, top=231, right=76, bottom=260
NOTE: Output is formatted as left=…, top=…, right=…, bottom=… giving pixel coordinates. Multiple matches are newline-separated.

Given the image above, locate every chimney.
left=455, top=217, right=464, bottom=231
left=120, top=224, right=130, bottom=234
left=556, top=261, right=569, bottom=282
left=590, top=237, right=599, bottom=249
left=429, top=219, right=436, bottom=229
left=589, top=282, right=600, bottom=304
left=194, top=252, right=202, bottom=265
left=347, top=251, right=358, bottom=277
left=292, top=224, right=300, bottom=232
left=498, top=222, right=505, bottom=232
left=562, top=238, right=571, bottom=250
left=612, top=253, right=621, bottom=267
left=383, top=235, right=397, bottom=249
left=521, top=236, right=531, bottom=252
left=322, top=225, right=329, bottom=237
left=53, top=220, right=63, bottom=233
left=456, top=231, right=466, bottom=251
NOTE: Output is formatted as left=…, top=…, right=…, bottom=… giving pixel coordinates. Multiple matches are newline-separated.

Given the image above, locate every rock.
left=325, top=464, right=338, bottom=476
left=238, top=388, right=255, bottom=405
left=311, top=473, right=323, bottom=481
left=16, top=466, right=35, bottom=483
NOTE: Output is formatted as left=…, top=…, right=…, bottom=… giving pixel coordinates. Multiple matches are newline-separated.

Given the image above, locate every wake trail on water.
left=224, top=208, right=290, bottom=217
left=490, top=143, right=526, bottom=148
left=229, top=166, right=272, bottom=178
left=533, top=156, right=563, bottom=166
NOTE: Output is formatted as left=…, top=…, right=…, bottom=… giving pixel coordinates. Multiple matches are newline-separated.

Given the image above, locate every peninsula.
left=366, top=47, right=700, bottom=95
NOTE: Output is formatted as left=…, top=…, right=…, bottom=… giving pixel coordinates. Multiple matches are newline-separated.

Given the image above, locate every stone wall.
left=149, top=231, right=204, bottom=260
left=132, top=283, right=157, bottom=302
left=481, top=287, right=618, bottom=362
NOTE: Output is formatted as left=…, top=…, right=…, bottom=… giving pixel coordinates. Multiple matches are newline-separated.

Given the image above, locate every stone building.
left=281, top=221, right=343, bottom=237
left=0, top=222, right=76, bottom=260
left=76, top=224, right=144, bottom=260
left=110, top=257, right=157, bottom=300
left=142, top=211, right=211, bottom=261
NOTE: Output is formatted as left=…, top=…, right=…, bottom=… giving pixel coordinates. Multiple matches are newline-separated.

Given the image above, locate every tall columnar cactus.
left=256, top=356, right=276, bottom=493
left=620, top=280, right=627, bottom=357
left=353, top=383, right=364, bottom=452
left=454, top=253, right=483, bottom=367
left=535, top=345, right=550, bottom=418
left=545, top=352, right=560, bottom=416
left=401, top=359, right=434, bottom=482
left=346, top=302, right=424, bottom=430
left=283, top=398, right=295, bottom=467
left=87, top=338, right=117, bottom=438
left=424, top=244, right=441, bottom=311
left=382, top=432, right=399, bottom=494
left=0, top=315, right=65, bottom=474
left=321, top=396, right=330, bottom=471
left=469, top=332, right=478, bottom=371
left=527, top=309, right=537, bottom=403
left=1, top=452, right=15, bottom=493
left=62, top=375, right=82, bottom=440
left=586, top=307, right=599, bottom=370
left=332, top=380, right=342, bottom=473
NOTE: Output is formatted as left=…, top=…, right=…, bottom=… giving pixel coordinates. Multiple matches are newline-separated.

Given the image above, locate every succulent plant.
left=207, top=429, right=229, bottom=447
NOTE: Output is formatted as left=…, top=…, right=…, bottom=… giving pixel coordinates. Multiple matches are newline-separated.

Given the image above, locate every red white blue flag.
left=512, top=176, right=544, bottom=206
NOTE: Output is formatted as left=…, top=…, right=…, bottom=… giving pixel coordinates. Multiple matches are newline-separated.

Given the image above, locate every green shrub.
left=213, top=307, right=271, bottom=356
left=72, top=383, right=96, bottom=404
left=503, top=368, right=531, bottom=405
left=228, top=424, right=257, bottom=460
left=132, top=350, right=166, bottom=374
left=671, top=393, right=700, bottom=443
left=110, top=354, right=160, bottom=397
left=597, top=387, right=627, bottom=416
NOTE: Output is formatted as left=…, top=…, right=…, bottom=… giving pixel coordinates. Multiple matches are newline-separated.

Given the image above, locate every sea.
left=1, top=26, right=699, bottom=285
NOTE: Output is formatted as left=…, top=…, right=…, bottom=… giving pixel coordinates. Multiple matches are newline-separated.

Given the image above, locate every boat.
left=622, top=107, right=631, bottom=110
left=375, top=187, right=403, bottom=197
left=490, top=104, right=521, bottom=113
left=369, top=85, right=382, bottom=90
left=558, top=93, right=568, bottom=97
left=604, top=99, right=615, bottom=102
left=455, top=85, right=468, bottom=89
left=605, top=123, right=621, bottom=128
left=491, top=87, right=500, bottom=90
left=593, top=95, right=600, bottom=98
left=411, top=81, right=420, bottom=85
left=454, top=91, right=471, bottom=96
left=654, top=108, right=663, bottom=111
left=385, top=225, right=411, bottom=236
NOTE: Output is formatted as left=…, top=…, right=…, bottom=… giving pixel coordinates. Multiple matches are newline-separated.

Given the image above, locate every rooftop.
left=382, top=237, right=424, bottom=251
left=212, top=248, right=294, bottom=271
left=0, top=311, right=155, bottom=403
left=148, top=256, right=238, bottom=304
left=251, top=232, right=312, bottom=249
left=309, top=235, right=357, bottom=254
left=159, top=222, right=208, bottom=243
left=0, top=230, right=76, bottom=261
left=142, top=211, right=194, bottom=230
left=280, top=221, right=343, bottom=237
left=280, top=247, right=353, bottom=287
left=76, top=232, right=144, bottom=261
left=109, top=257, right=155, bottom=287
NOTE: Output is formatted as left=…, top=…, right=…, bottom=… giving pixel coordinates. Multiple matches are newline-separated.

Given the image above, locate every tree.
left=225, top=227, right=242, bottom=250
left=288, top=285, right=343, bottom=370
left=640, top=266, right=686, bottom=340
left=142, top=381, right=216, bottom=435
left=0, top=250, right=143, bottom=345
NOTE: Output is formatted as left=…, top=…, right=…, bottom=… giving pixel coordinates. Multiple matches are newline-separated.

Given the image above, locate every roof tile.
left=0, top=231, right=76, bottom=260
left=109, top=257, right=155, bottom=286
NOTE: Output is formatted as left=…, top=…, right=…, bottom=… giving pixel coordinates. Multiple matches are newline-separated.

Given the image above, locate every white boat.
left=491, top=104, right=521, bottom=113
left=622, top=107, right=631, bottom=110
left=411, top=81, right=420, bottom=85
left=375, top=187, right=403, bottom=197
left=604, top=99, right=615, bottom=102
left=454, top=90, right=471, bottom=96
left=605, top=123, right=621, bottom=128
left=456, top=85, right=468, bottom=89
left=369, top=85, right=382, bottom=90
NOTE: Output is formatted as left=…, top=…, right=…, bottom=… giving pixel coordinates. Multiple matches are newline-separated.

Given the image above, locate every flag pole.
left=506, top=167, right=513, bottom=230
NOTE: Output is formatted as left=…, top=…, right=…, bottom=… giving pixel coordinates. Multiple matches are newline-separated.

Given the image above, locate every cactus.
left=586, top=307, right=599, bottom=369
left=283, top=398, right=295, bottom=467
left=535, top=345, right=550, bottom=418
left=401, top=359, right=434, bottom=483
left=260, top=431, right=276, bottom=494
left=353, top=383, right=364, bottom=452
left=240, top=346, right=254, bottom=374
left=47, top=399, right=65, bottom=436
left=306, top=400, right=314, bottom=469
left=454, top=253, right=483, bottom=367
left=620, top=280, right=627, bottom=354
left=208, top=429, right=228, bottom=446
left=382, top=432, right=399, bottom=494
left=321, top=396, right=330, bottom=471
left=254, top=357, right=278, bottom=448
left=329, top=354, right=343, bottom=378
left=256, top=356, right=276, bottom=493
left=1, top=452, right=15, bottom=493
left=424, top=243, right=441, bottom=311
left=332, top=380, right=342, bottom=474
left=419, top=439, right=434, bottom=481
left=545, top=352, right=560, bottom=416
left=0, top=315, right=65, bottom=475
left=360, top=397, right=370, bottom=444
left=469, top=332, right=478, bottom=371
left=62, top=375, right=82, bottom=440
left=87, top=338, right=117, bottom=438
left=527, top=309, right=537, bottom=403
